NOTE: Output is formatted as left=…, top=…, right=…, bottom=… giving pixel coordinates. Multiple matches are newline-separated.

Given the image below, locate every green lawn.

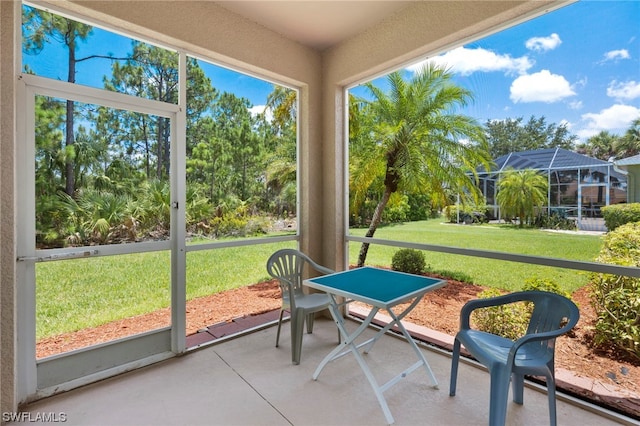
left=36, top=220, right=604, bottom=339
left=36, top=239, right=296, bottom=339
left=349, top=219, right=603, bottom=293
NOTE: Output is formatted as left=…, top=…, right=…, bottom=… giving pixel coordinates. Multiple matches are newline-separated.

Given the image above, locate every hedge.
left=590, top=222, right=640, bottom=361
left=601, top=203, right=640, bottom=231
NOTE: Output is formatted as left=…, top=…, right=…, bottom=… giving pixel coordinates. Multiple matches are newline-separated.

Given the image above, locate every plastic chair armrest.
left=307, top=260, right=335, bottom=276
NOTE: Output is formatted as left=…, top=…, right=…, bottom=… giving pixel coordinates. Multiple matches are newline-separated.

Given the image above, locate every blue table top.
left=304, top=266, right=446, bottom=308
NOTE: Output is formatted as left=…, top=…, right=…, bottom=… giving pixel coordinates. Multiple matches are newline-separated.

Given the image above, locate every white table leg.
left=312, top=295, right=378, bottom=380
left=313, top=296, right=396, bottom=424
left=361, top=296, right=424, bottom=354
left=386, top=307, right=439, bottom=388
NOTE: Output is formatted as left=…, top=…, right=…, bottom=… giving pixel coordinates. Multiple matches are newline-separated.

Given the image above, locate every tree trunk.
left=356, top=187, right=392, bottom=267
left=65, top=35, right=76, bottom=196
left=156, top=81, right=165, bottom=179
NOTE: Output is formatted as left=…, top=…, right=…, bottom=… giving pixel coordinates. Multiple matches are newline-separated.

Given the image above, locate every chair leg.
left=449, top=338, right=461, bottom=396
left=291, top=308, right=306, bottom=365
left=489, top=367, right=511, bottom=426
left=275, top=309, right=284, bottom=348
left=306, top=312, right=315, bottom=334
left=511, top=372, right=524, bottom=405
left=546, top=373, right=557, bottom=426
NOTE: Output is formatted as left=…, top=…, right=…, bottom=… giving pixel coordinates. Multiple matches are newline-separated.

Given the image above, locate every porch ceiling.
left=215, top=1, right=413, bottom=51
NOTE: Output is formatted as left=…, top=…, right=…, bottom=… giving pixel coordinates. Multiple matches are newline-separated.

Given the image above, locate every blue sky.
left=353, top=0, right=640, bottom=142
left=24, top=1, right=639, bottom=143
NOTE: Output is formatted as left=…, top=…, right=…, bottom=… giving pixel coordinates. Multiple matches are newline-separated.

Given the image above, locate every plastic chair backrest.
left=266, top=249, right=333, bottom=308
left=267, top=249, right=307, bottom=305
left=519, top=291, right=578, bottom=360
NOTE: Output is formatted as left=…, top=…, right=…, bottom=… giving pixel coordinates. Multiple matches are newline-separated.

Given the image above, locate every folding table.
left=304, top=266, right=446, bottom=425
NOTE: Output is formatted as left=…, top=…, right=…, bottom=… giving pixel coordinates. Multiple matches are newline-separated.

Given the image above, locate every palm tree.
left=264, top=86, right=297, bottom=214
left=577, top=131, right=619, bottom=161
left=266, top=86, right=297, bottom=136
left=352, top=65, right=491, bottom=266
left=496, top=168, right=548, bottom=227
left=615, top=117, right=640, bottom=158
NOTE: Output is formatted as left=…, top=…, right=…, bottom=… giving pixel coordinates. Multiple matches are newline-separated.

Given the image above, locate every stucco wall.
left=1, top=0, right=17, bottom=417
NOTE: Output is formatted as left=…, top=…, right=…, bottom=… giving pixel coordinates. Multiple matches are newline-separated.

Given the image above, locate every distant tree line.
left=485, top=115, right=640, bottom=161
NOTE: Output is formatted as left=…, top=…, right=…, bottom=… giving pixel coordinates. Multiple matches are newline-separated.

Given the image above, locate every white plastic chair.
left=449, top=291, right=580, bottom=426
left=266, top=249, right=336, bottom=364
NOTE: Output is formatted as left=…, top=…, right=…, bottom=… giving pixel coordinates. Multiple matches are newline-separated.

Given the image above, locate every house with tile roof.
left=477, top=148, right=627, bottom=229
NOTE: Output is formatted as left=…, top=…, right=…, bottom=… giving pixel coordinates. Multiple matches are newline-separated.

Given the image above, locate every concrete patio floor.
left=14, top=317, right=635, bottom=426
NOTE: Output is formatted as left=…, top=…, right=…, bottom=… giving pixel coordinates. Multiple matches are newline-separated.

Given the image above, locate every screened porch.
left=3, top=1, right=640, bottom=424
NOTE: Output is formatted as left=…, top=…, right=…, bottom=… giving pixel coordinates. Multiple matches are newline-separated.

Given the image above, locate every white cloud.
left=509, top=70, right=575, bottom=103
left=568, top=100, right=583, bottom=110
left=607, top=80, right=640, bottom=100
left=603, top=49, right=630, bottom=61
left=525, top=33, right=562, bottom=52
left=249, top=105, right=265, bottom=116
left=249, top=105, right=273, bottom=122
left=408, top=47, right=533, bottom=76
left=574, top=77, right=588, bottom=89
left=578, top=104, right=640, bottom=138
left=576, top=129, right=598, bottom=139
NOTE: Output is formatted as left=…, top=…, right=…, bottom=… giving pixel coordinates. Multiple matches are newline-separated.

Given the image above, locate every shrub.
left=601, top=203, right=640, bottom=231
left=245, top=216, right=271, bottom=235
left=205, top=204, right=273, bottom=238
left=444, top=203, right=488, bottom=224
left=209, top=215, right=248, bottom=237
left=472, top=277, right=571, bottom=340
left=471, top=288, right=529, bottom=340
left=590, top=222, right=640, bottom=361
left=406, top=193, right=439, bottom=221
left=381, top=193, right=410, bottom=223
left=350, top=193, right=410, bottom=227
left=533, top=211, right=576, bottom=231
left=391, top=249, right=426, bottom=275
left=522, top=276, right=572, bottom=299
